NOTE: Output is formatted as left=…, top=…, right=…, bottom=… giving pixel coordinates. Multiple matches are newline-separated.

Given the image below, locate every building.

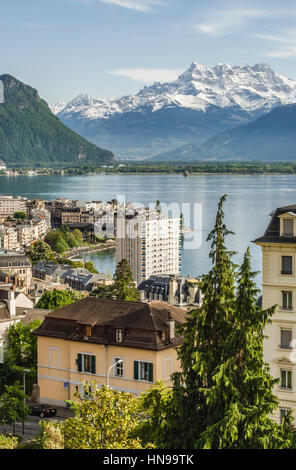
left=0, top=226, right=20, bottom=251
left=0, top=289, right=50, bottom=361
left=254, top=204, right=296, bottom=423
left=0, top=160, right=6, bottom=171
left=33, top=261, right=113, bottom=292
left=116, top=209, right=181, bottom=285
left=0, top=251, right=32, bottom=293
left=33, top=297, right=186, bottom=406
left=138, top=274, right=202, bottom=307
left=0, top=196, right=27, bottom=218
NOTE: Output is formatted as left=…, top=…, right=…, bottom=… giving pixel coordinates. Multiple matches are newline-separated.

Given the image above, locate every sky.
left=1, top=0, right=296, bottom=105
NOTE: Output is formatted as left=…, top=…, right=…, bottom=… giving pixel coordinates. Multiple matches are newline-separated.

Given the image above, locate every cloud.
left=254, top=31, right=296, bottom=58
left=108, top=68, right=184, bottom=83
left=98, top=0, right=167, bottom=12
left=195, top=5, right=296, bottom=38
left=195, top=8, right=275, bottom=37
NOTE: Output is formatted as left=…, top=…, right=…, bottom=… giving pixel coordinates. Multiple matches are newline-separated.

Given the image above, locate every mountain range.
left=0, top=75, right=114, bottom=167
left=152, top=103, right=296, bottom=162
left=53, top=62, right=296, bottom=160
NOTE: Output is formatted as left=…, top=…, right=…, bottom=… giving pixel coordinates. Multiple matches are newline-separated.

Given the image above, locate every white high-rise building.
left=116, top=210, right=181, bottom=285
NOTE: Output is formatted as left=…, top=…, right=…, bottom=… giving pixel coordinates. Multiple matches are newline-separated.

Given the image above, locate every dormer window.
left=116, top=329, right=124, bottom=343
left=283, top=219, right=294, bottom=237
left=85, top=325, right=92, bottom=337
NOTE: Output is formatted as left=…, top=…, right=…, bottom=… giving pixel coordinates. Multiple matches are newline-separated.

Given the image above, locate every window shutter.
left=134, top=361, right=139, bottom=380
left=77, top=353, right=82, bottom=372
left=148, top=363, right=153, bottom=382
left=91, top=355, right=96, bottom=374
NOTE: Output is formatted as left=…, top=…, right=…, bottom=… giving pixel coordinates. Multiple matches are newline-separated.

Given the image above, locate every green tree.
left=36, top=290, right=84, bottom=310
left=72, top=229, right=83, bottom=245
left=0, top=434, right=18, bottom=449
left=0, top=383, right=29, bottom=430
left=84, top=261, right=98, bottom=274
left=7, top=319, right=42, bottom=369
left=26, top=240, right=55, bottom=264
left=37, top=383, right=149, bottom=449
left=91, top=259, right=139, bottom=302
left=90, top=284, right=115, bottom=299
left=112, top=259, right=140, bottom=302
left=13, top=211, right=26, bottom=220
left=140, top=195, right=294, bottom=449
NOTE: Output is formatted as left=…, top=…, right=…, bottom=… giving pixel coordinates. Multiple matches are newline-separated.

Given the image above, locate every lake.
left=1, top=173, right=296, bottom=287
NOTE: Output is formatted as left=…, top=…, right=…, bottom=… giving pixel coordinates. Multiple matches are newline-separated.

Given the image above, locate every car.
left=28, top=404, right=57, bottom=419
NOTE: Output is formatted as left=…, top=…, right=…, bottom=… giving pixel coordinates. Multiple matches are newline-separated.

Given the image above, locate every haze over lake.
left=2, top=173, right=296, bottom=287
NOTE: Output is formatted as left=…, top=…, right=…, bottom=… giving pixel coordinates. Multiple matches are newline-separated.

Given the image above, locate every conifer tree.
left=141, top=195, right=294, bottom=449
left=113, top=259, right=140, bottom=302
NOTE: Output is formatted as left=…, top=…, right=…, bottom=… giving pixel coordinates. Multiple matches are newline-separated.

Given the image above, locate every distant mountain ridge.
left=153, top=103, right=296, bottom=162
left=0, top=74, right=114, bottom=167
left=53, top=62, right=296, bottom=159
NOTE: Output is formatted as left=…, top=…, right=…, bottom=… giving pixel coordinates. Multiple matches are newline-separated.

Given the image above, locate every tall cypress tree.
left=198, top=247, right=293, bottom=449
left=141, top=195, right=293, bottom=449
left=113, top=259, right=140, bottom=302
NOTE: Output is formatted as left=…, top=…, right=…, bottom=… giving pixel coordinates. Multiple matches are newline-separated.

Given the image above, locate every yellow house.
left=254, top=205, right=296, bottom=423
left=33, top=297, right=187, bottom=406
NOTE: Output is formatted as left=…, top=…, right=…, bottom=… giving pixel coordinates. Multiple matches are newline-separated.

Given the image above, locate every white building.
left=116, top=209, right=181, bottom=285
left=254, top=204, right=296, bottom=423
left=0, top=196, right=27, bottom=218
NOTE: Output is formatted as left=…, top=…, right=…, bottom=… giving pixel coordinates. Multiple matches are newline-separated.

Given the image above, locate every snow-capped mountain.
left=53, top=62, right=296, bottom=159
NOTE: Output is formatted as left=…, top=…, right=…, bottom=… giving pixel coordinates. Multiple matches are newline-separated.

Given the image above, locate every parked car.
left=29, top=404, right=57, bottom=418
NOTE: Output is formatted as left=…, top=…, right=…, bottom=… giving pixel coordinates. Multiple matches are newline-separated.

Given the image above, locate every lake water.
left=1, top=173, right=296, bottom=288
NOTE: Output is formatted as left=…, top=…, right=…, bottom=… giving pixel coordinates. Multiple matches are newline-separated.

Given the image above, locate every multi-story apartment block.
left=0, top=196, right=27, bottom=218
left=116, top=210, right=181, bottom=285
left=0, top=251, right=32, bottom=293
left=254, top=204, right=296, bottom=423
left=0, top=227, right=20, bottom=251
left=33, top=297, right=186, bottom=406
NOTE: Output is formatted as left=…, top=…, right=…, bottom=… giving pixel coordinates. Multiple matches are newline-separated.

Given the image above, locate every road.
left=0, top=412, right=70, bottom=442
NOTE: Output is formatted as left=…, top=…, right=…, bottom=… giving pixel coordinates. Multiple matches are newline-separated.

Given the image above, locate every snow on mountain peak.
left=53, top=62, right=296, bottom=121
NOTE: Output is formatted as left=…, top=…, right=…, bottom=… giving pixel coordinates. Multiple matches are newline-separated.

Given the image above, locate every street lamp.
left=23, top=368, right=30, bottom=435
left=107, top=359, right=123, bottom=388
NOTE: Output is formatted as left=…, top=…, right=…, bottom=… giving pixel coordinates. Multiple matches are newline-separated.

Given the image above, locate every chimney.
left=166, top=312, right=175, bottom=340
left=169, top=275, right=177, bottom=306
left=8, top=291, right=16, bottom=317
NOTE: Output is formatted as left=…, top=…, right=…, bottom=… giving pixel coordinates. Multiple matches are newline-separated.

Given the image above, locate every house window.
left=282, top=291, right=293, bottom=310
left=280, top=329, right=292, bottom=349
left=283, top=219, right=294, bottom=236
left=85, top=325, right=92, bottom=337
left=280, top=408, right=291, bottom=423
left=134, top=361, right=153, bottom=382
left=282, top=256, right=293, bottom=275
left=77, top=353, right=96, bottom=374
left=114, top=357, right=124, bottom=377
left=116, top=329, right=124, bottom=343
left=280, top=369, right=292, bottom=390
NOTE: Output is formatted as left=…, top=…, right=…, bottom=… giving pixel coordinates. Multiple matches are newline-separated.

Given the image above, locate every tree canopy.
left=91, top=259, right=139, bottom=302
left=36, top=290, right=85, bottom=310
left=140, top=195, right=294, bottom=449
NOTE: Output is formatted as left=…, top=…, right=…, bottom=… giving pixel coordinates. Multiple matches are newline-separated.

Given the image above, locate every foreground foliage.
left=140, top=195, right=294, bottom=449
left=37, top=384, right=151, bottom=449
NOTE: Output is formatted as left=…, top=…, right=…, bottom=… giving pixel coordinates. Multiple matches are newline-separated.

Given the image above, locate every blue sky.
left=1, top=0, right=296, bottom=105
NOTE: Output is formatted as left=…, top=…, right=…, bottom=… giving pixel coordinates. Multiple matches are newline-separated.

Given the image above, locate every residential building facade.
left=33, top=298, right=186, bottom=406
left=116, top=210, right=181, bottom=285
left=254, top=204, right=296, bottom=423
left=0, top=251, right=32, bottom=293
